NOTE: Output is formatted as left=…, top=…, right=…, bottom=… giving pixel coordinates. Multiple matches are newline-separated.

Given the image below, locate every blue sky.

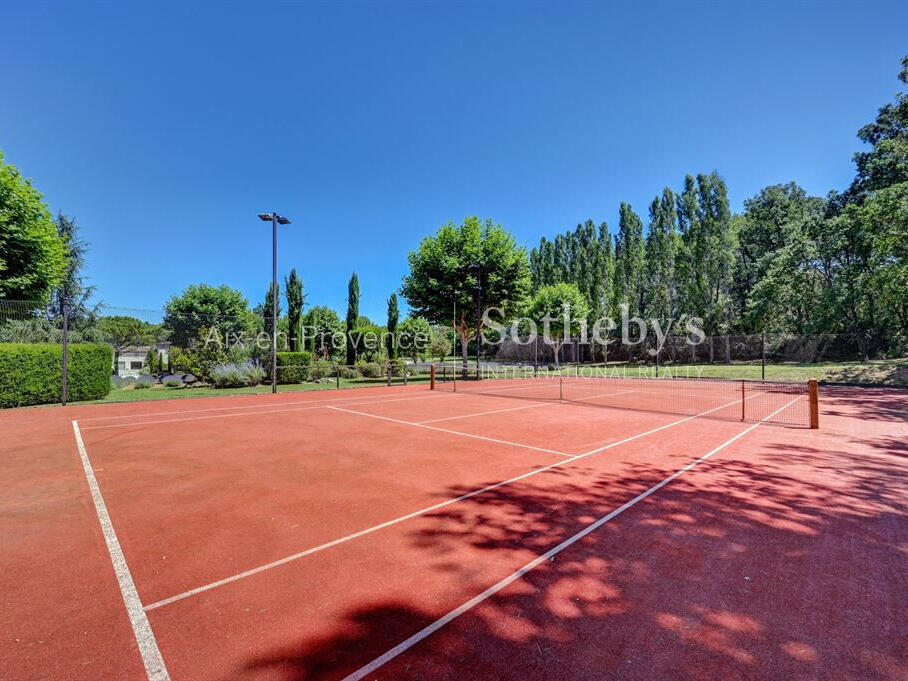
left=1, top=1, right=906, bottom=322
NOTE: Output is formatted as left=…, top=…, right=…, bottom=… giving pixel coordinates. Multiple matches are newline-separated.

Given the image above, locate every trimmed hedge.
left=275, top=351, right=313, bottom=384
left=0, top=343, right=113, bottom=407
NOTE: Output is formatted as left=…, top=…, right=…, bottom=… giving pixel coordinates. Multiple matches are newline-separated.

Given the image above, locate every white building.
left=115, top=343, right=170, bottom=378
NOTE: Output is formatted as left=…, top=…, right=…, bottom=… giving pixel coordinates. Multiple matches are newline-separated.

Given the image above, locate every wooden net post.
left=430, top=364, right=436, bottom=390
left=809, top=379, right=819, bottom=429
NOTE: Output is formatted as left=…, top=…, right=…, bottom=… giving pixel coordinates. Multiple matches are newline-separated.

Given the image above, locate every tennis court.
left=2, top=376, right=906, bottom=681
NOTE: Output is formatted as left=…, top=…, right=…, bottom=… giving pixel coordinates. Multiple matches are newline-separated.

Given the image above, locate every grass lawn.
left=78, top=374, right=432, bottom=405
left=542, top=359, right=908, bottom=385
left=64, top=358, right=906, bottom=407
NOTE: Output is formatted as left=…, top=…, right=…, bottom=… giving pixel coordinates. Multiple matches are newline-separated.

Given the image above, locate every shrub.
left=0, top=343, right=112, bottom=407
left=110, top=375, right=136, bottom=390
left=307, top=360, right=336, bottom=381
left=210, top=360, right=266, bottom=388
left=133, top=381, right=151, bottom=390
left=339, top=366, right=360, bottom=379
left=356, top=361, right=384, bottom=379
left=276, top=351, right=313, bottom=384
left=164, top=379, right=183, bottom=388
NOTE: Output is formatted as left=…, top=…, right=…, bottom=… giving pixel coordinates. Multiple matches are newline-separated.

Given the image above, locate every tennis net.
left=431, top=366, right=817, bottom=427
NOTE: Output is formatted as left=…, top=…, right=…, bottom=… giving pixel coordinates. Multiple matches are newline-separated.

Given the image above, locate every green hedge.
left=275, top=351, right=313, bottom=384
left=0, top=343, right=112, bottom=408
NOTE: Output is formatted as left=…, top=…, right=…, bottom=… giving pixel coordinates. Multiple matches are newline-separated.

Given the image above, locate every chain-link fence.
left=2, top=298, right=905, bottom=408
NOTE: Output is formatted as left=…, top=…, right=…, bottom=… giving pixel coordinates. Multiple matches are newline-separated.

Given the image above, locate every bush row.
left=0, top=343, right=112, bottom=407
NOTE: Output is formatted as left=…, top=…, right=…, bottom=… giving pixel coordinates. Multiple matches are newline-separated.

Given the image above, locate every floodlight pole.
left=259, top=211, right=291, bottom=394
left=271, top=214, right=278, bottom=394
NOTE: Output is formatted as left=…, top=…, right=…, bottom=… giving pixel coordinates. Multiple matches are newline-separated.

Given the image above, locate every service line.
left=341, top=394, right=804, bottom=681
left=144, top=392, right=760, bottom=611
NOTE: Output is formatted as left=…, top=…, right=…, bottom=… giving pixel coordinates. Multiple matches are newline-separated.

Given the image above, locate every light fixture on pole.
left=258, top=212, right=292, bottom=394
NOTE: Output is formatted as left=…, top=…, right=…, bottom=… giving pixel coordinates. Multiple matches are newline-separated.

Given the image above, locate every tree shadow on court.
left=819, top=386, right=908, bottom=424
left=239, top=437, right=907, bottom=681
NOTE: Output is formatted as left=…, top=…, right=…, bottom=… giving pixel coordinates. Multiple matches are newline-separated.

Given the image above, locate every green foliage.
left=346, top=272, right=359, bottom=364
left=429, top=325, right=453, bottom=361
left=398, top=316, right=432, bottom=360
left=0, top=343, right=111, bottom=407
left=401, top=216, right=531, bottom=368
left=526, top=283, right=590, bottom=340
left=284, top=268, right=305, bottom=351
left=351, top=320, right=385, bottom=362
left=355, top=360, right=384, bottom=378
left=263, top=281, right=281, bottom=339
left=167, top=327, right=228, bottom=381
left=0, top=153, right=67, bottom=302
left=307, top=360, right=337, bottom=381
left=163, top=284, right=253, bottom=349
left=302, top=305, right=345, bottom=360
left=210, top=360, right=265, bottom=388
left=386, top=293, right=399, bottom=359
left=276, top=351, right=313, bottom=384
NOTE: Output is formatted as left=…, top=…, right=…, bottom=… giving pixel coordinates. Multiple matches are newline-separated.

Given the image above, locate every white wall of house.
left=114, top=346, right=169, bottom=378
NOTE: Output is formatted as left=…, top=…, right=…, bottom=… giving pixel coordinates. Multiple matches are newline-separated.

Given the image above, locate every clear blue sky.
left=1, top=1, right=906, bottom=322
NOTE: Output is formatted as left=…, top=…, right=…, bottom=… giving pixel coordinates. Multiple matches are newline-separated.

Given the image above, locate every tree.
left=284, top=268, right=304, bottom=351
left=163, top=284, right=252, bottom=348
left=850, top=54, right=908, bottom=199
left=525, top=283, right=589, bottom=368
left=48, top=213, right=96, bottom=323
left=0, top=152, right=67, bottom=302
left=429, top=325, right=454, bottom=361
left=398, top=316, right=432, bottom=361
left=643, top=189, right=679, bottom=324
left=401, top=216, right=530, bottom=373
left=302, top=305, right=345, bottom=360
left=386, top=293, right=399, bottom=359
left=263, top=282, right=281, bottom=340
left=346, top=272, right=359, bottom=365
left=99, top=316, right=153, bottom=375
left=614, top=202, right=645, bottom=316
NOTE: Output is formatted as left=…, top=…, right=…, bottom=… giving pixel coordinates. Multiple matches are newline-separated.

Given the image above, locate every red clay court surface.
left=1, top=381, right=906, bottom=681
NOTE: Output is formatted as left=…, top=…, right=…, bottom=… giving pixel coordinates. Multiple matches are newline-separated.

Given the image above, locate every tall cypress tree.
left=345, top=272, right=359, bottom=365
left=284, top=268, right=304, bottom=351
left=386, top=293, right=399, bottom=359
left=264, top=282, right=281, bottom=339
left=614, top=202, right=645, bottom=316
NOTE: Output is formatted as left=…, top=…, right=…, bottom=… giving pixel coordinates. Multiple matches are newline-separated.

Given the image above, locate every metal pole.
left=475, top=272, right=481, bottom=379
left=61, top=299, right=69, bottom=406
left=761, top=331, right=766, bottom=381
left=272, top=215, right=278, bottom=394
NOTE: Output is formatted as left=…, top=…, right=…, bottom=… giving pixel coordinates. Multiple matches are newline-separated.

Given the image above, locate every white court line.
left=77, top=386, right=440, bottom=422
left=340, top=394, right=805, bottom=681
left=328, top=406, right=575, bottom=458
left=72, top=421, right=170, bottom=681
left=80, top=392, right=458, bottom=431
left=420, top=389, right=638, bottom=423
left=144, top=392, right=757, bottom=611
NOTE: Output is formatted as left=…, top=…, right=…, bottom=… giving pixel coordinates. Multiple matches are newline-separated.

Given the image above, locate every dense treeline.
left=530, top=56, right=908, bottom=358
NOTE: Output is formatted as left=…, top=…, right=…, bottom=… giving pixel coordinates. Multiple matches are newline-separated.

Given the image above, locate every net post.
left=430, top=364, right=435, bottom=390
left=741, top=380, right=745, bottom=421
left=808, top=379, right=819, bottom=429
left=336, top=364, right=341, bottom=390
left=453, top=366, right=457, bottom=393
left=387, top=364, right=392, bottom=386
left=403, top=364, right=407, bottom=386
left=61, top=300, right=69, bottom=406
left=559, top=375, right=563, bottom=401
